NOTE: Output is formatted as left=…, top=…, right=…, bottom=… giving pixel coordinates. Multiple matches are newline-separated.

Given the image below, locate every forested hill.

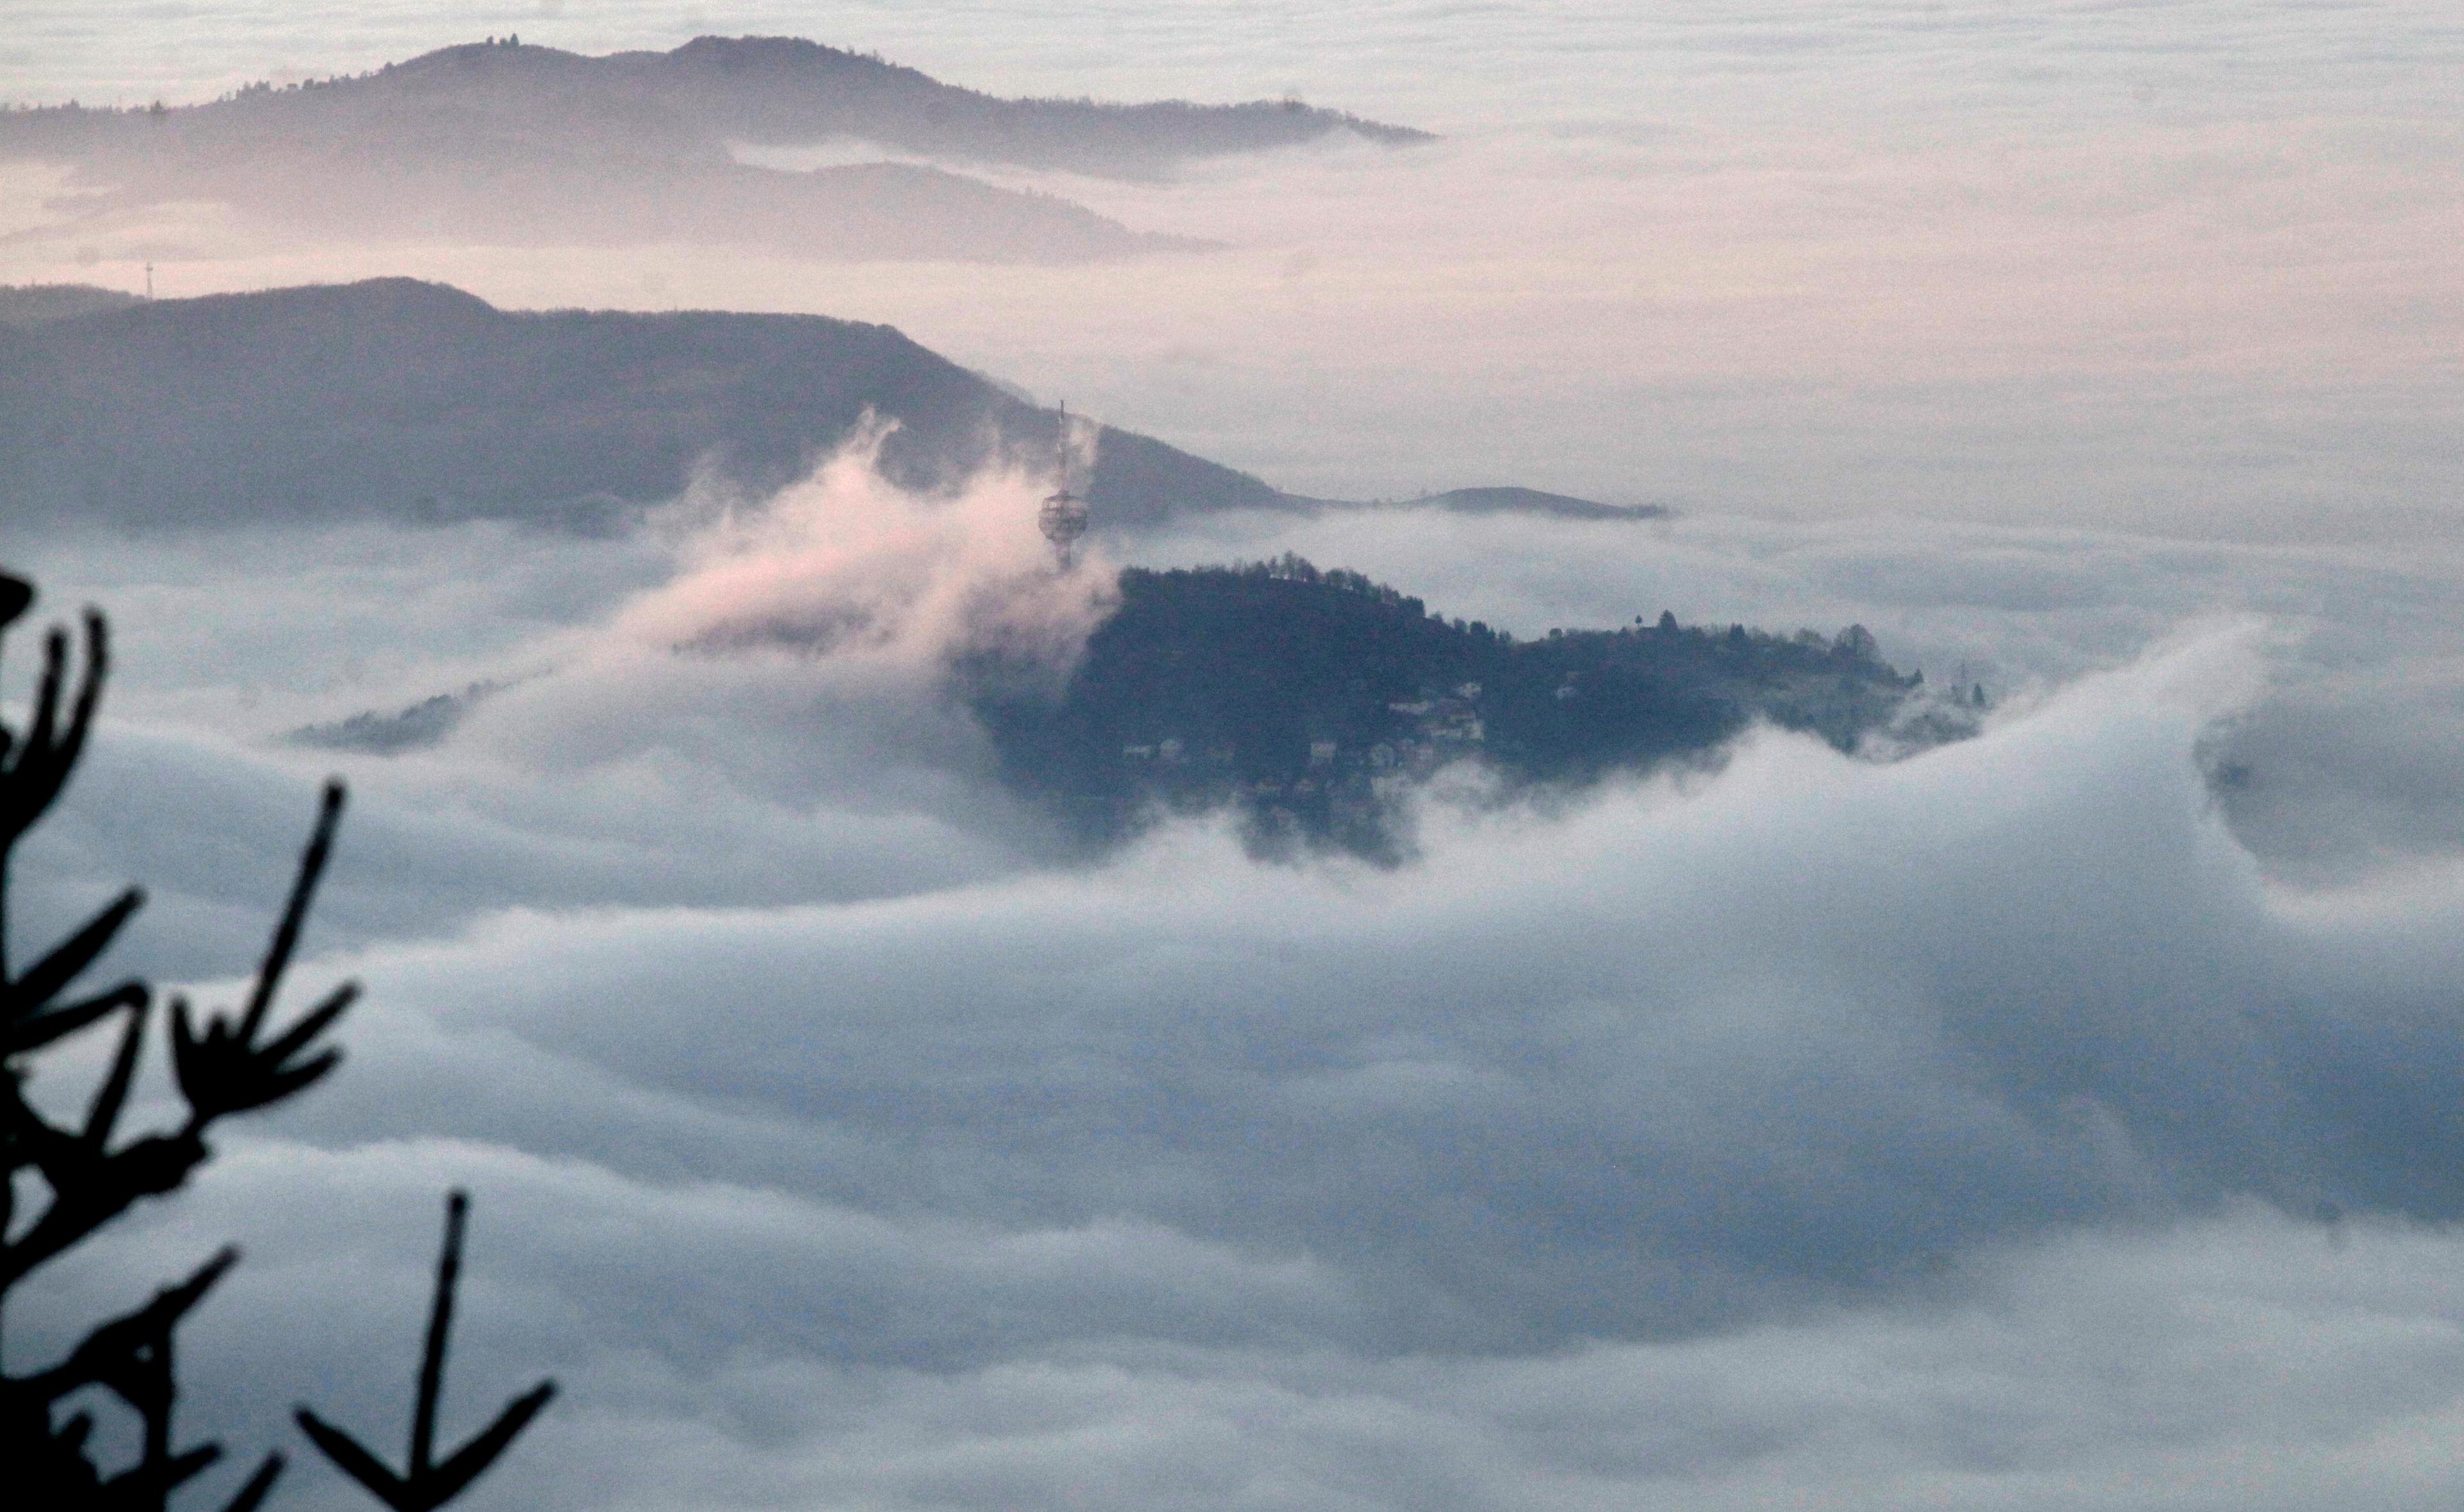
left=969, top=556, right=1971, bottom=854
left=0, top=279, right=1279, bottom=533
left=0, top=36, right=1428, bottom=181
left=0, top=37, right=1428, bottom=259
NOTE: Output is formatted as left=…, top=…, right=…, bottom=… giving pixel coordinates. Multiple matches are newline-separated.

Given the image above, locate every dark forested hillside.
left=969, top=556, right=1960, bottom=854
left=0, top=282, right=138, bottom=327
left=0, top=279, right=1280, bottom=533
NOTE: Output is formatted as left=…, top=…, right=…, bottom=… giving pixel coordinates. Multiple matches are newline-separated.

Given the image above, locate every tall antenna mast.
left=1036, top=400, right=1091, bottom=571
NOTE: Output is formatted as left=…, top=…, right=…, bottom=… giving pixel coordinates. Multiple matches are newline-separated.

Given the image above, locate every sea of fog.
left=8, top=449, right=2464, bottom=1508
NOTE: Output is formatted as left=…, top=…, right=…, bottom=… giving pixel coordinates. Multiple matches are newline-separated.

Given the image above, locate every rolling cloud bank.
left=8, top=440, right=2464, bottom=1509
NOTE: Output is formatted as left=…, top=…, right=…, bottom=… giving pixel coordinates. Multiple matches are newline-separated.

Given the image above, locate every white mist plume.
left=617, top=418, right=1116, bottom=674
left=379, top=424, right=1125, bottom=871
left=445, top=424, right=1113, bottom=771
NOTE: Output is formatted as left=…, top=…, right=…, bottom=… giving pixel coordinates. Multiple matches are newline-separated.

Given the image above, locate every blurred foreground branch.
left=296, top=1191, right=556, bottom=1511
left=0, top=567, right=549, bottom=1509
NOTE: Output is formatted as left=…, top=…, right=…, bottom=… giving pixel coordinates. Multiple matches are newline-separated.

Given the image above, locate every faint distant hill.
left=1285, top=486, right=1665, bottom=522
left=0, top=278, right=1279, bottom=533
left=0, top=35, right=1430, bottom=260
left=1407, top=486, right=1664, bottom=521
left=546, top=35, right=1427, bottom=176
left=291, top=682, right=499, bottom=755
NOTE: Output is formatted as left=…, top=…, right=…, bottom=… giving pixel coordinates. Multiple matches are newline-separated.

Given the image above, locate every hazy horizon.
left=6, top=3, right=2459, bottom=544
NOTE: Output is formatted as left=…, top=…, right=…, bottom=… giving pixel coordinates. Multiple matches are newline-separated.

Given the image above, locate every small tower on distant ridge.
left=1038, top=402, right=1091, bottom=571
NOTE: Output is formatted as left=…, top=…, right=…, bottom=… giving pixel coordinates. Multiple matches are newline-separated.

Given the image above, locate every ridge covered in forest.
left=0, top=279, right=1277, bottom=533
left=970, top=555, right=1974, bottom=855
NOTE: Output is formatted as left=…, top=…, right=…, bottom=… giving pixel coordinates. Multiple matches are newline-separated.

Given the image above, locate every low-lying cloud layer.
left=23, top=631, right=2464, bottom=1508
left=11, top=458, right=2464, bottom=1508
left=194, top=631, right=2464, bottom=1350
left=69, top=1178, right=2464, bottom=1512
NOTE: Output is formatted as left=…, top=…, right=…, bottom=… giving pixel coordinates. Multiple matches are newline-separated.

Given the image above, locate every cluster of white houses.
left=1118, top=682, right=1493, bottom=800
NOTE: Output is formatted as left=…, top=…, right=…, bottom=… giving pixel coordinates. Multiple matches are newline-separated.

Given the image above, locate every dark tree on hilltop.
left=0, top=569, right=551, bottom=1509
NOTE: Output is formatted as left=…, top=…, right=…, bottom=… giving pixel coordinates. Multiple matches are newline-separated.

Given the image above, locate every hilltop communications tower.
left=1038, top=402, right=1091, bottom=571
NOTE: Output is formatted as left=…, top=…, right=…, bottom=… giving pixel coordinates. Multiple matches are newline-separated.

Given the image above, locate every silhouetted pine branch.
left=0, top=566, right=550, bottom=1510
left=296, top=1191, right=558, bottom=1511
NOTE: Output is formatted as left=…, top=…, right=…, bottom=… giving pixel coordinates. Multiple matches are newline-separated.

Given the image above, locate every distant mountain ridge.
left=0, top=278, right=1279, bottom=533
left=0, top=277, right=1654, bottom=537
left=435, top=35, right=1432, bottom=175
left=1408, top=486, right=1664, bottom=521
left=0, top=35, right=1430, bottom=261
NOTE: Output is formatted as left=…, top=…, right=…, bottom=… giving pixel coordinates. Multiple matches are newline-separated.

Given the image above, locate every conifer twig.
left=296, top=1190, right=557, bottom=1511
